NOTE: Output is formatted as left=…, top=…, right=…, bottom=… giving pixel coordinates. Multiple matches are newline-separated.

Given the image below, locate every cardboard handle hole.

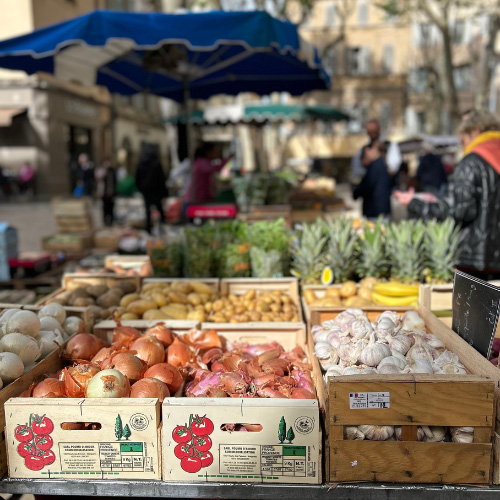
left=220, top=423, right=263, bottom=432
left=61, top=422, right=102, bottom=430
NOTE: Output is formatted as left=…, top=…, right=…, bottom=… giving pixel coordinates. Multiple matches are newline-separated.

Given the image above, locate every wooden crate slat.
left=330, top=441, right=491, bottom=484
left=0, top=434, right=6, bottom=478
left=329, top=375, right=494, bottom=427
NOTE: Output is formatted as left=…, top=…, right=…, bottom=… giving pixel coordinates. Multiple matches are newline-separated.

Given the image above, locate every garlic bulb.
left=406, top=336, right=434, bottom=363
left=405, top=359, right=433, bottom=374
left=424, top=333, right=445, bottom=350
left=344, top=426, right=365, bottom=440
left=422, top=426, right=446, bottom=442
left=378, top=355, right=406, bottom=371
left=450, top=427, right=474, bottom=443
left=63, top=316, right=83, bottom=336
left=387, top=334, right=412, bottom=355
left=358, top=425, right=394, bottom=441
left=401, top=311, right=425, bottom=332
left=377, top=363, right=403, bottom=374
left=350, top=319, right=373, bottom=340
left=319, top=350, right=340, bottom=370
left=311, top=325, right=323, bottom=335
left=338, top=340, right=367, bottom=365
left=432, top=351, right=466, bottom=375
left=343, top=366, right=376, bottom=375
left=0, top=333, right=41, bottom=365
left=376, top=317, right=396, bottom=338
left=315, top=342, right=335, bottom=359
left=332, top=311, right=357, bottom=334
left=313, top=330, right=331, bottom=343
left=324, top=365, right=344, bottom=380
left=360, top=333, right=391, bottom=367
left=395, top=426, right=425, bottom=441
left=326, top=331, right=343, bottom=348
left=377, top=310, right=401, bottom=327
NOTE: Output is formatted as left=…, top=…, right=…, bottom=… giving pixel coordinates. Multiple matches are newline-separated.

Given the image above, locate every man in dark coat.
left=395, top=109, right=500, bottom=278
left=416, top=142, right=448, bottom=195
left=353, top=142, right=393, bottom=220
left=135, top=148, right=168, bottom=234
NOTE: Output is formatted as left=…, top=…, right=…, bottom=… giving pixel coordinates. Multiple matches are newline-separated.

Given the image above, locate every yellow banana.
left=372, top=291, right=418, bottom=307
left=372, top=282, right=419, bottom=297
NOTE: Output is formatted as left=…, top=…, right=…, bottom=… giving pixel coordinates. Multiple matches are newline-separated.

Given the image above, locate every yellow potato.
left=152, top=292, right=167, bottom=307
left=340, top=281, right=357, bottom=298
left=187, top=293, right=202, bottom=306
left=212, top=300, right=224, bottom=312
left=243, top=289, right=256, bottom=301
left=256, top=301, right=270, bottom=313
left=210, top=314, right=227, bottom=323
left=187, top=310, right=207, bottom=322
left=358, top=287, right=373, bottom=302
left=204, top=301, right=213, bottom=313
left=198, top=293, right=210, bottom=304
left=188, top=281, right=213, bottom=295
left=172, top=282, right=192, bottom=294
left=120, top=293, right=140, bottom=308
left=235, top=305, right=247, bottom=315
left=161, top=304, right=188, bottom=319
left=325, top=287, right=341, bottom=300
left=270, top=303, right=281, bottom=313
left=249, top=312, right=262, bottom=322
left=141, top=282, right=163, bottom=293
left=127, top=299, right=158, bottom=316
left=281, top=295, right=293, bottom=304
left=168, top=291, right=188, bottom=304
left=143, top=309, right=170, bottom=320
left=121, top=312, right=139, bottom=321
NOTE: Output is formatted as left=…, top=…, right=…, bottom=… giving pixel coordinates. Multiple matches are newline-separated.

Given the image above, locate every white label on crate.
left=59, top=441, right=153, bottom=473
left=349, top=392, right=390, bottom=409
left=218, top=444, right=316, bottom=479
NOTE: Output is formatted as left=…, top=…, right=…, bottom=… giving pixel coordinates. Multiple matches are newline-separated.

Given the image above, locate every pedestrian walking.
left=95, top=158, right=117, bottom=227
left=76, top=153, right=95, bottom=196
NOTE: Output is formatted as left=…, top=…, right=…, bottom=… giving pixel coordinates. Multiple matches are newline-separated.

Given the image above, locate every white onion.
left=38, top=330, right=64, bottom=358
left=38, top=303, right=66, bottom=325
left=39, top=316, right=64, bottom=334
left=0, top=352, right=24, bottom=384
left=86, top=369, right=130, bottom=398
left=0, top=333, right=41, bottom=365
left=6, top=310, right=40, bottom=338
left=0, top=309, right=21, bottom=335
left=63, top=316, right=84, bottom=336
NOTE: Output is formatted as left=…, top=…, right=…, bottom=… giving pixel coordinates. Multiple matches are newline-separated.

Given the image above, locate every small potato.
left=116, top=281, right=137, bottom=294
left=121, top=312, right=139, bottom=321
left=212, top=300, right=224, bottom=312
left=127, top=299, right=157, bottom=316
left=325, top=287, right=341, bottom=300
left=228, top=294, right=238, bottom=303
left=152, top=292, right=167, bottom=307
left=187, top=293, right=202, bottom=306
left=97, top=292, right=121, bottom=308
left=239, top=314, right=250, bottom=323
left=73, top=297, right=95, bottom=307
left=235, top=305, right=246, bottom=315
left=270, top=303, right=281, bottom=313
left=108, top=286, right=126, bottom=298
left=261, top=313, right=273, bottom=322
left=249, top=312, right=261, bottom=322
left=283, top=312, right=294, bottom=321
left=210, top=314, right=226, bottom=323
left=281, top=295, right=293, bottom=304
left=283, top=304, right=292, bottom=313
left=198, top=293, right=210, bottom=304
left=120, top=293, right=140, bottom=308
left=168, top=291, right=188, bottom=304
left=143, top=309, right=170, bottom=320
left=291, top=315, right=300, bottom=322
left=86, top=285, right=109, bottom=298
left=256, top=302, right=270, bottom=313
left=243, top=290, right=256, bottom=301
left=204, top=302, right=213, bottom=313
left=247, top=302, right=257, bottom=312
left=262, top=296, right=273, bottom=304
left=172, top=281, right=192, bottom=294
left=195, top=305, right=205, bottom=312
left=187, top=310, right=207, bottom=322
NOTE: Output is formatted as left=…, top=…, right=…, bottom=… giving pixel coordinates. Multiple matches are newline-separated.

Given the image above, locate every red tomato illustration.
left=190, top=416, right=214, bottom=436
left=172, top=425, right=191, bottom=444
left=17, top=442, right=33, bottom=458
left=42, top=450, right=56, bottom=466
left=35, top=434, right=53, bottom=451
left=31, top=415, right=54, bottom=436
left=174, top=443, right=194, bottom=460
left=25, top=454, right=45, bottom=471
left=14, top=425, right=33, bottom=443
left=193, top=435, right=212, bottom=452
left=200, top=451, right=213, bottom=468
left=180, top=455, right=202, bottom=474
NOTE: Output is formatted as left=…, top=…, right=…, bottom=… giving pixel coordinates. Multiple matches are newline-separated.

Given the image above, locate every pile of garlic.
left=313, top=309, right=472, bottom=442
left=0, top=304, right=84, bottom=389
left=312, top=309, right=466, bottom=379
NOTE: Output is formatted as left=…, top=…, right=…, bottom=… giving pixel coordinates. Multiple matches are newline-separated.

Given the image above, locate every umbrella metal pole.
left=183, top=78, right=196, bottom=203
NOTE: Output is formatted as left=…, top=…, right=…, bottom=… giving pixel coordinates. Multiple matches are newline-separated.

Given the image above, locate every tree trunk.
left=440, top=26, right=460, bottom=132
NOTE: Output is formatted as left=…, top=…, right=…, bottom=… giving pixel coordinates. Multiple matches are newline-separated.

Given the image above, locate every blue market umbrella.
left=0, top=10, right=330, bottom=101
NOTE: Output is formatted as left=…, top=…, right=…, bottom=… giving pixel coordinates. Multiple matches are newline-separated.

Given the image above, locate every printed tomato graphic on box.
left=172, top=414, right=214, bottom=474
left=14, top=414, right=55, bottom=471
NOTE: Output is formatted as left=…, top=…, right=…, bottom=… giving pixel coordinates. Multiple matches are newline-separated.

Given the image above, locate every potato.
left=204, top=302, right=213, bottom=313
left=195, top=305, right=205, bottom=312
left=198, top=293, right=210, bottom=304
left=127, top=299, right=157, bottom=316
left=73, top=297, right=95, bottom=307
left=256, top=301, right=269, bottom=313
left=187, top=293, right=202, bottom=306
left=141, top=282, right=162, bottom=293
left=108, top=286, right=126, bottom=298
left=171, top=281, right=192, bottom=294
left=340, top=281, right=357, bottom=298
left=88, top=305, right=103, bottom=320
left=281, top=295, right=293, bottom=304
left=291, top=315, right=300, bottom=322
left=143, top=309, right=170, bottom=320
left=243, top=290, right=256, bottom=301
left=261, top=314, right=273, bottom=322
left=228, top=294, right=238, bottom=303
left=86, top=285, right=109, bottom=298
left=116, top=281, right=137, bottom=294
left=189, top=281, right=214, bottom=295
left=325, top=287, right=341, bottom=299
left=239, top=314, right=250, bottom=323
left=120, top=293, right=140, bottom=308
left=249, top=312, right=261, bottom=322
left=212, top=300, right=224, bottom=312
left=121, top=312, right=139, bottom=321
left=152, top=292, right=167, bottom=307
left=234, top=305, right=246, bottom=315
left=97, top=292, right=121, bottom=308
left=168, top=291, right=188, bottom=304
left=161, top=304, right=187, bottom=320
left=283, top=312, right=294, bottom=321
left=358, top=287, right=373, bottom=302
left=99, top=308, right=112, bottom=319
left=261, top=296, right=273, bottom=304
left=187, top=310, right=207, bottom=322
left=359, top=277, right=378, bottom=289
left=210, top=314, right=226, bottom=323
left=270, top=303, right=281, bottom=313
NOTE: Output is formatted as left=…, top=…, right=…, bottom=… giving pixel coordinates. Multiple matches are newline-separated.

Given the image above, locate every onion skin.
left=85, top=369, right=130, bottom=398
left=167, top=338, right=193, bottom=369
left=257, top=387, right=288, bottom=398
left=102, top=352, right=146, bottom=382
left=91, top=347, right=119, bottom=366
left=33, top=379, right=66, bottom=398
left=145, top=324, right=175, bottom=347
left=112, top=319, right=141, bottom=348
left=143, top=363, right=183, bottom=393
left=130, top=337, right=165, bottom=367
left=291, top=388, right=316, bottom=399
left=64, top=334, right=104, bottom=362
left=62, top=364, right=101, bottom=398
left=130, top=378, right=170, bottom=402
left=202, top=348, right=223, bottom=366
left=182, top=328, right=221, bottom=349
left=220, top=372, right=248, bottom=394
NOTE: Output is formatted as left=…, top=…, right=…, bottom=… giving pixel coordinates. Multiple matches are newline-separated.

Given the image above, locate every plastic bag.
left=183, top=226, right=215, bottom=278
left=250, top=247, right=285, bottom=278
left=146, top=239, right=183, bottom=278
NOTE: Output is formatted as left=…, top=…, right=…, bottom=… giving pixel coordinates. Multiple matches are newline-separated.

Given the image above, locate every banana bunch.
left=371, top=282, right=419, bottom=307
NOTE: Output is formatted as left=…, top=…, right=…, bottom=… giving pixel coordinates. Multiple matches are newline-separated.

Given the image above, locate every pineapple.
left=424, top=218, right=462, bottom=283
left=386, top=219, right=425, bottom=283
left=356, top=217, right=388, bottom=279
left=325, top=216, right=358, bottom=283
left=290, top=219, right=328, bottom=284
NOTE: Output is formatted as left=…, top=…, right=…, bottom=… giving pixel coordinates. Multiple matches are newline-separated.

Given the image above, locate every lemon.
left=321, top=266, right=334, bottom=285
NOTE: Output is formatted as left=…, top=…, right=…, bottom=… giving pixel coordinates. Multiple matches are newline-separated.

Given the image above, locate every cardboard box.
left=162, top=324, right=321, bottom=484
left=5, top=399, right=161, bottom=480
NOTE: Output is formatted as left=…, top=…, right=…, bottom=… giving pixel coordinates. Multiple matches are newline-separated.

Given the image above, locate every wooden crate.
left=237, top=205, right=292, bottom=227
left=0, top=346, right=66, bottom=478
left=51, top=197, right=92, bottom=217
left=309, top=306, right=500, bottom=485
left=104, top=254, right=151, bottom=272
left=162, top=324, right=322, bottom=484
left=55, top=214, right=94, bottom=233
left=42, top=232, right=93, bottom=252
left=143, top=277, right=219, bottom=293
left=205, top=278, right=302, bottom=329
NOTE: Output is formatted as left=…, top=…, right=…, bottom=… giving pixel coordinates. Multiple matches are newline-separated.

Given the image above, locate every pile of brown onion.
left=24, top=321, right=316, bottom=401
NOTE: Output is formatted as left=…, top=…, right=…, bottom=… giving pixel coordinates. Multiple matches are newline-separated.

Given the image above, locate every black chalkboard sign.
left=452, top=271, right=500, bottom=359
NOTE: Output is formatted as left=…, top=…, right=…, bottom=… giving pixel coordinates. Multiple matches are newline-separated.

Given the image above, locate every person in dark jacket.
left=395, top=109, right=500, bottom=278
left=352, top=142, right=392, bottom=220
left=76, top=153, right=95, bottom=196
left=416, top=143, right=448, bottom=195
left=95, top=158, right=117, bottom=227
left=135, top=148, right=168, bottom=234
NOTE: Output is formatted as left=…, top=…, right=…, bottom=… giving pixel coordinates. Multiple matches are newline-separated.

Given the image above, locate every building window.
left=414, top=23, right=434, bottom=47
left=382, top=45, right=394, bottom=75
left=380, top=101, right=393, bottom=133
left=454, top=65, right=472, bottom=91
left=345, top=46, right=371, bottom=76
left=409, top=67, right=428, bottom=93
left=132, top=93, right=146, bottom=109
left=358, top=0, right=369, bottom=26
left=417, top=111, right=426, bottom=133
left=453, top=20, right=465, bottom=45
left=323, top=45, right=337, bottom=77
left=105, top=0, right=133, bottom=10
left=346, top=103, right=367, bottom=134
left=325, top=1, right=336, bottom=27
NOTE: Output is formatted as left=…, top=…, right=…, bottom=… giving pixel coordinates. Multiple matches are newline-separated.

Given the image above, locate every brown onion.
left=91, top=346, right=119, bottom=366
left=144, top=363, right=183, bottom=393
left=167, top=338, right=193, bottom=368
left=102, top=352, right=146, bottom=382
left=130, top=378, right=170, bottom=402
left=145, top=324, right=175, bottom=347
left=130, top=336, right=165, bottom=367
left=64, top=334, right=104, bottom=362
left=182, top=328, right=221, bottom=349
left=63, top=363, right=101, bottom=398
left=112, top=319, right=141, bottom=348
left=291, top=388, right=316, bottom=399
left=33, top=378, right=66, bottom=398
left=202, top=348, right=223, bottom=365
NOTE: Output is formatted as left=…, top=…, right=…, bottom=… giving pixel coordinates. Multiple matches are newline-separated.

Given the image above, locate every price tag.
left=349, top=392, right=390, bottom=409
left=452, top=271, right=500, bottom=359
